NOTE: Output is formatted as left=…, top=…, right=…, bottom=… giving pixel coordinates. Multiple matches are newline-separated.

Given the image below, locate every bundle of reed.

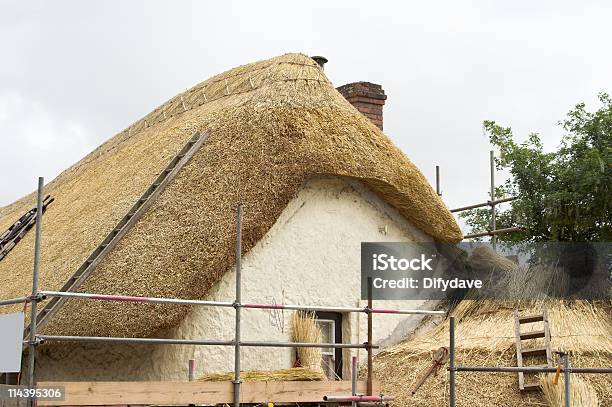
left=198, top=367, right=325, bottom=382
left=291, top=310, right=323, bottom=372
left=540, top=373, right=599, bottom=406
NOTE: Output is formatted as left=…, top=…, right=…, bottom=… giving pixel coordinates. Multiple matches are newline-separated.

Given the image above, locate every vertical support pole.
left=233, top=205, right=243, bottom=407
left=366, top=277, right=373, bottom=396
left=351, top=356, right=358, bottom=407
left=449, top=316, right=456, bottom=407
left=28, top=177, right=44, bottom=407
left=436, top=165, right=441, bottom=196
left=564, top=353, right=570, bottom=407
left=188, top=359, right=195, bottom=382
left=489, top=150, right=496, bottom=250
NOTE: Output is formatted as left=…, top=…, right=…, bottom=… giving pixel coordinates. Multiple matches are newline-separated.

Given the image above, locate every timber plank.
left=36, top=380, right=379, bottom=406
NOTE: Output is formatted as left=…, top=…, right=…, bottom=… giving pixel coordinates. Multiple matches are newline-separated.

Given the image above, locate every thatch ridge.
left=0, top=53, right=461, bottom=338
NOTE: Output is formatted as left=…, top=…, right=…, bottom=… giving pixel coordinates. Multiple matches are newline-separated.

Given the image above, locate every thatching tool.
left=410, top=346, right=449, bottom=395
left=552, top=351, right=565, bottom=385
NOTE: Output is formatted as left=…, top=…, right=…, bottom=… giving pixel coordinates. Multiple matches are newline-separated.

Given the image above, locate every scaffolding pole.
left=0, top=296, right=32, bottom=306
left=39, top=291, right=444, bottom=316
left=36, top=335, right=375, bottom=349
left=449, top=316, right=455, bottom=407
left=366, top=277, right=373, bottom=396
left=564, top=354, right=571, bottom=407
left=351, top=356, right=358, bottom=407
left=489, top=150, right=496, bottom=249
left=450, top=197, right=517, bottom=213
left=453, top=366, right=611, bottom=374
left=234, top=205, right=242, bottom=407
left=27, top=177, right=44, bottom=407
left=323, top=395, right=394, bottom=402
left=40, top=291, right=234, bottom=307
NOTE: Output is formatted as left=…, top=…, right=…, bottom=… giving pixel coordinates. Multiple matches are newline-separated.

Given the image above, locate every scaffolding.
left=447, top=316, right=612, bottom=407
left=3, top=175, right=610, bottom=406
left=437, top=150, right=522, bottom=245
left=0, top=177, right=444, bottom=406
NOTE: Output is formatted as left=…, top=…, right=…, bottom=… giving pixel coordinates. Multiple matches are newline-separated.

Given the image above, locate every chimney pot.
left=311, top=55, right=328, bottom=70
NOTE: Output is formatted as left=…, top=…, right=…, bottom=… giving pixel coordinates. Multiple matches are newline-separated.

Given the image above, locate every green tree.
left=461, top=93, right=612, bottom=242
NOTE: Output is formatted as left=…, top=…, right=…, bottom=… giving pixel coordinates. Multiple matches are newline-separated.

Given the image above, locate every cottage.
left=0, top=53, right=461, bottom=382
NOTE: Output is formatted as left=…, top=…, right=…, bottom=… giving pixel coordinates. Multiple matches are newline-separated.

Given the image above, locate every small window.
left=315, top=311, right=343, bottom=380
left=317, top=319, right=336, bottom=379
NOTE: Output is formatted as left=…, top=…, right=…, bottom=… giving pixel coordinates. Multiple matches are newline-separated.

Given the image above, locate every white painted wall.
left=35, top=176, right=435, bottom=381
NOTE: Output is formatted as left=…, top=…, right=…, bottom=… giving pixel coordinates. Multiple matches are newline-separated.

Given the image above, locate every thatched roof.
left=0, top=53, right=461, bottom=338
left=373, top=300, right=612, bottom=406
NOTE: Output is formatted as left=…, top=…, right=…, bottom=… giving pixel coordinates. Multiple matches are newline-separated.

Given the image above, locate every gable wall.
left=35, top=176, right=435, bottom=381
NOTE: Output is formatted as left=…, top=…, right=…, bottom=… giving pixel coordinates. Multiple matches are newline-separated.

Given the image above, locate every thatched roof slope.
left=373, top=300, right=612, bottom=406
left=0, top=53, right=461, bottom=338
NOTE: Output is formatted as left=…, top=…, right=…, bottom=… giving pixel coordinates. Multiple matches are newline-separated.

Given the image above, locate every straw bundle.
left=291, top=311, right=323, bottom=372
left=198, top=367, right=324, bottom=382
left=0, top=53, right=461, bottom=339
left=540, top=373, right=600, bottom=406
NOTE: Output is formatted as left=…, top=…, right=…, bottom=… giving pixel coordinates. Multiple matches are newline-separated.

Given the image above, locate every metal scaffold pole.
left=564, top=353, right=571, bottom=407
left=489, top=150, right=496, bottom=250
left=366, top=277, right=373, bottom=396
left=27, top=177, right=44, bottom=407
left=233, top=204, right=243, bottom=407
left=436, top=165, right=441, bottom=196
left=449, top=316, right=456, bottom=407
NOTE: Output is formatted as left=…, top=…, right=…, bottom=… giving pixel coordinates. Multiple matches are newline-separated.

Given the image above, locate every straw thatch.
left=291, top=311, right=323, bottom=372
left=198, top=367, right=325, bottom=382
left=371, top=300, right=612, bottom=406
left=0, top=53, right=461, bottom=338
left=541, top=373, right=600, bottom=406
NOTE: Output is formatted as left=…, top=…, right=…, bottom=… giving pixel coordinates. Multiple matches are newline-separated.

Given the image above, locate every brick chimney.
left=337, top=82, right=387, bottom=130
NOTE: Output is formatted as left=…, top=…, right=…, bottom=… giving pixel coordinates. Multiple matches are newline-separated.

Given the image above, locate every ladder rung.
left=520, top=330, right=545, bottom=340
left=521, top=347, right=547, bottom=356
left=521, top=382, right=541, bottom=392
left=519, top=314, right=544, bottom=324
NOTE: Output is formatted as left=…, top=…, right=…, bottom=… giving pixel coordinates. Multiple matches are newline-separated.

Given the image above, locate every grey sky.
left=1, top=1, right=611, bottom=235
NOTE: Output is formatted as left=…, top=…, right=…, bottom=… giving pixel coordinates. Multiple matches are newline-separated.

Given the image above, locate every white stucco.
left=35, top=176, right=436, bottom=381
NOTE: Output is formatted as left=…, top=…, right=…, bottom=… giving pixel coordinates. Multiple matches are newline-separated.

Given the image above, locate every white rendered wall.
left=35, top=177, right=434, bottom=381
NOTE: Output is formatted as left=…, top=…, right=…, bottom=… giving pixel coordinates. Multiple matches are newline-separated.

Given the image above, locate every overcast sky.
left=1, top=1, right=611, bottom=234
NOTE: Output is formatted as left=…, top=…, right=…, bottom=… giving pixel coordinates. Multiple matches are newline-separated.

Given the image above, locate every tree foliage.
left=461, top=93, right=612, bottom=242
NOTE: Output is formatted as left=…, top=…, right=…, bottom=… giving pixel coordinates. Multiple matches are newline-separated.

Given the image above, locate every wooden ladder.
left=0, top=195, right=54, bottom=262
left=514, top=308, right=553, bottom=391
left=25, top=132, right=208, bottom=338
